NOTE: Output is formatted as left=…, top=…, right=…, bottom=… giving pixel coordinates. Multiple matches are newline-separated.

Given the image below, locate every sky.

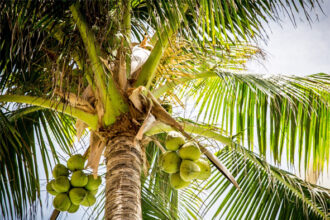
left=247, top=1, right=330, bottom=76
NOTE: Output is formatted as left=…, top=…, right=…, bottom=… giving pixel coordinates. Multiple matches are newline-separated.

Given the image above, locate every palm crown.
left=0, top=0, right=329, bottom=219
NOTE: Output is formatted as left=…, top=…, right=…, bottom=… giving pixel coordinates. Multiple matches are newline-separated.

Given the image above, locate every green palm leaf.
left=188, top=71, right=329, bottom=174
left=153, top=45, right=329, bottom=174
left=201, top=145, right=330, bottom=219
left=0, top=106, right=75, bottom=219
left=132, top=0, right=321, bottom=46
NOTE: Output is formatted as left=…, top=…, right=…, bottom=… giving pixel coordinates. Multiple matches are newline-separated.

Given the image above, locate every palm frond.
left=199, top=144, right=330, bottom=219
left=0, top=1, right=72, bottom=94
left=153, top=44, right=329, bottom=174
left=152, top=39, right=262, bottom=99
left=132, top=0, right=322, bottom=46
left=151, top=36, right=329, bottom=175
left=184, top=71, right=329, bottom=174
left=0, top=106, right=75, bottom=219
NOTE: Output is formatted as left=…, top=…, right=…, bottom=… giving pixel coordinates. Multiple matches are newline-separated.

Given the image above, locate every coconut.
left=67, top=154, right=85, bottom=171
left=53, top=193, right=71, bottom=211
left=71, top=170, right=88, bottom=187
left=159, top=151, right=181, bottom=174
left=46, top=180, right=58, bottom=196
left=180, top=160, right=201, bottom=181
left=52, top=164, right=69, bottom=178
left=67, top=204, right=80, bottom=213
left=69, top=188, right=88, bottom=205
left=80, top=191, right=96, bottom=207
left=52, top=176, right=70, bottom=193
left=178, top=142, right=201, bottom=161
left=170, top=172, right=190, bottom=189
left=85, top=175, right=102, bottom=191
left=90, top=189, right=98, bottom=196
left=165, top=131, right=185, bottom=151
left=195, top=158, right=211, bottom=180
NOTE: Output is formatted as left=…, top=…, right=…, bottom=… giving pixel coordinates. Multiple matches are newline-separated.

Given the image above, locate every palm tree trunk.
left=105, top=133, right=142, bottom=220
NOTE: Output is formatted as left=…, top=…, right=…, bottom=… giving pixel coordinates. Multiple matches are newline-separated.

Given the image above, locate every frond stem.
left=134, top=6, right=188, bottom=88
left=145, top=121, right=232, bottom=145
left=0, top=95, right=98, bottom=130
left=70, top=3, right=127, bottom=126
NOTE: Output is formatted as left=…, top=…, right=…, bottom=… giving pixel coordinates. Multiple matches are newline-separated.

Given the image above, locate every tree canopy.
left=0, top=0, right=329, bottom=219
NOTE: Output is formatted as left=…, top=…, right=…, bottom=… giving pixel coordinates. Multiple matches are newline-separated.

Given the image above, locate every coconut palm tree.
left=0, top=0, right=329, bottom=219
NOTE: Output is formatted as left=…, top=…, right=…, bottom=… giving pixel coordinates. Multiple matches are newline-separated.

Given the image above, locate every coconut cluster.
left=159, top=131, right=211, bottom=190
left=46, top=154, right=102, bottom=213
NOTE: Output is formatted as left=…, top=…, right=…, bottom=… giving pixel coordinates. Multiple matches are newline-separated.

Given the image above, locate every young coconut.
left=196, top=158, right=211, bottom=180
left=52, top=164, right=69, bottom=178
left=67, top=154, right=85, bottom=171
left=80, top=191, right=96, bottom=207
left=170, top=172, right=191, bottom=189
left=52, top=176, right=71, bottom=193
left=71, top=170, right=88, bottom=187
left=85, top=175, right=102, bottom=191
left=180, top=160, right=201, bottom=181
left=165, top=131, right=185, bottom=151
left=69, top=188, right=88, bottom=205
left=90, top=189, right=98, bottom=196
left=159, top=151, right=182, bottom=174
left=53, top=193, right=72, bottom=211
left=46, top=180, right=58, bottom=196
left=178, top=142, right=201, bottom=161
left=67, top=204, right=80, bottom=213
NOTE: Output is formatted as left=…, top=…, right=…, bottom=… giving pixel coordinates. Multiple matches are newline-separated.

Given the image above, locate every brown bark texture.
left=104, top=122, right=142, bottom=220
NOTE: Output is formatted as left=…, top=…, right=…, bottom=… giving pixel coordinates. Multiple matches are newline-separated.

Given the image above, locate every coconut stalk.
left=133, top=7, right=186, bottom=88
left=50, top=210, right=60, bottom=220
left=70, top=3, right=128, bottom=126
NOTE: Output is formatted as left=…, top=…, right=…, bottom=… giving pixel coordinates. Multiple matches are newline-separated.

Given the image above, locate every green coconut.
left=180, top=160, right=201, bottom=181
left=53, top=193, right=71, bottom=211
left=90, top=189, right=98, bottom=196
left=85, top=175, right=102, bottom=191
left=159, top=151, right=182, bottom=174
left=195, top=158, right=211, bottom=180
left=170, top=172, right=190, bottom=189
left=165, top=131, right=185, bottom=151
left=80, top=191, right=96, bottom=207
left=67, top=154, right=85, bottom=171
left=69, top=188, right=88, bottom=205
left=178, top=142, right=201, bottom=161
left=52, top=176, right=71, bottom=193
left=52, top=164, right=69, bottom=178
left=46, top=180, right=58, bottom=196
left=67, top=204, right=80, bottom=213
left=71, top=170, right=88, bottom=187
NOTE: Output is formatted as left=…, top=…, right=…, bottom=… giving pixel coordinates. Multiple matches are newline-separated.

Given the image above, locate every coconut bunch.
left=46, top=154, right=102, bottom=213
left=159, top=131, right=211, bottom=190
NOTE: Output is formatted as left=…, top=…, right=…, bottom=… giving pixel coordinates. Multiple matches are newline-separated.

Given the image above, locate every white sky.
left=247, top=1, right=330, bottom=76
